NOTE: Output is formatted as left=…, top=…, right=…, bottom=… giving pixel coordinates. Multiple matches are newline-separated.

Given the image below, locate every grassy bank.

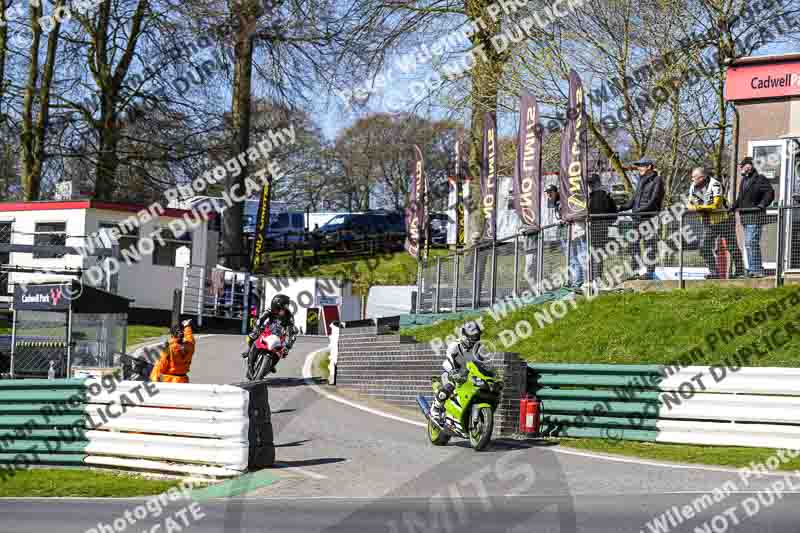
left=404, top=287, right=800, bottom=467
left=272, top=250, right=449, bottom=295
left=0, top=469, right=180, bottom=497
left=405, top=286, right=800, bottom=367
left=126, top=325, right=168, bottom=349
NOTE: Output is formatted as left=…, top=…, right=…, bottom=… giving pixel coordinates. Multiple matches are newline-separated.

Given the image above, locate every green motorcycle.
left=416, top=360, right=503, bottom=451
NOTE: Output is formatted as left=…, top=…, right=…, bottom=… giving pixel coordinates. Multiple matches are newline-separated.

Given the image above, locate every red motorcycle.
left=245, top=323, right=289, bottom=381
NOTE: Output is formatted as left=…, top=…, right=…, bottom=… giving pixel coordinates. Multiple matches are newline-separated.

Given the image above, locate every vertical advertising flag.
left=404, top=146, right=425, bottom=258
left=250, top=176, right=272, bottom=272
left=559, top=69, right=589, bottom=222
left=514, top=90, right=542, bottom=230
left=455, top=139, right=465, bottom=247
left=420, top=145, right=430, bottom=261
left=481, top=112, right=498, bottom=241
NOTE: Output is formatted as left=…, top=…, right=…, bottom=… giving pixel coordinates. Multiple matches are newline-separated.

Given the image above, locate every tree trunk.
left=95, top=100, right=121, bottom=199
left=21, top=2, right=63, bottom=200
left=221, top=22, right=255, bottom=269
left=666, top=87, right=681, bottom=206
left=465, top=0, right=506, bottom=247
left=714, top=74, right=727, bottom=180
left=87, top=0, right=148, bottom=199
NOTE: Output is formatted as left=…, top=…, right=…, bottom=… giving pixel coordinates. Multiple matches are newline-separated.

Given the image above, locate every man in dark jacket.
left=588, top=173, right=617, bottom=282
left=619, top=159, right=665, bottom=280
left=731, top=157, right=775, bottom=277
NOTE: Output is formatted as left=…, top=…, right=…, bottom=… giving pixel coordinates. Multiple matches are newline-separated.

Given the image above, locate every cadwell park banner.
left=559, top=69, right=589, bottom=222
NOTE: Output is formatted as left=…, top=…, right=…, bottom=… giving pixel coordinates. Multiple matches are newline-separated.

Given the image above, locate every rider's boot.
left=430, top=390, right=447, bottom=421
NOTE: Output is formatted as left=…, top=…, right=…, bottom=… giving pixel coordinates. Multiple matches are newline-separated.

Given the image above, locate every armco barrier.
left=334, top=324, right=528, bottom=436
left=0, top=378, right=272, bottom=478
left=530, top=363, right=800, bottom=448
left=0, top=379, right=89, bottom=468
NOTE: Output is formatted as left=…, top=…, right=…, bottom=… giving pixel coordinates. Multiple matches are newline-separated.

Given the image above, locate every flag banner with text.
left=481, top=112, right=498, bottom=241
left=559, top=70, right=589, bottom=222
left=404, top=145, right=424, bottom=258
left=513, top=90, right=542, bottom=230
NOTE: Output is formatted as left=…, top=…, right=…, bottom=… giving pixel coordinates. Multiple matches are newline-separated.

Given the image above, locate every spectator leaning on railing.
left=730, top=157, right=775, bottom=278
left=588, top=173, right=617, bottom=282
left=687, top=167, right=745, bottom=279
left=618, top=158, right=665, bottom=281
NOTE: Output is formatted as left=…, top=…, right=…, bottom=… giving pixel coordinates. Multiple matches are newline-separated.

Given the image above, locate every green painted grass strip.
left=191, top=469, right=281, bottom=501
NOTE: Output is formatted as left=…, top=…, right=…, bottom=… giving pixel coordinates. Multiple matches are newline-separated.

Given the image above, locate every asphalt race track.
left=2, top=336, right=799, bottom=533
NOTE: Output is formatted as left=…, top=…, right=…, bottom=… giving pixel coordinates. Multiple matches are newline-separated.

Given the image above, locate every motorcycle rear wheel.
left=428, top=418, right=450, bottom=446
left=468, top=405, right=493, bottom=451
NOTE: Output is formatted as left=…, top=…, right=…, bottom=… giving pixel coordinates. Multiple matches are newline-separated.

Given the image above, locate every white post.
left=197, top=265, right=205, bottom=327
left=328, top=322, right=340, bottom=385
left=9, top=308, right=16, bottom=378
left=181, top=265, right=188, bottom=315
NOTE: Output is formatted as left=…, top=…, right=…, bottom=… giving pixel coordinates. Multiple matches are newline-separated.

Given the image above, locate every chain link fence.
left=11, top=310, right=69, bottom=378
left=415, top=206, right=796, bottom=312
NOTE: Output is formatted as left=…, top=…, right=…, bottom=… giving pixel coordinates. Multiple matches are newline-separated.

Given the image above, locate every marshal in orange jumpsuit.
left=150, top=322, right=195, bottom=383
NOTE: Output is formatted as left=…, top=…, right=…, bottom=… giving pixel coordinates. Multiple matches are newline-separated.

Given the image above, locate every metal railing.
left=417, top=206, right=795, bottom=312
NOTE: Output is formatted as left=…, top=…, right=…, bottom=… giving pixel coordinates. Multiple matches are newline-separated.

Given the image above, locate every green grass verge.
left=126, top=325, right=168, bottom=349
left=405, top=286, right=800, bottom=366
left=560, top=439, right=800, bottom=470
left=0, top=469, right=181, bottom=497
left=272, top=250, right=449, bottom=295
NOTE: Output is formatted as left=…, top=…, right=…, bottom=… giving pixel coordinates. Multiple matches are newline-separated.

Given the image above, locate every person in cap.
left=150, top=319, right=195, bottom=383
left=687, top=167, right=745, bottom=279
left=730, top=157, right=775, bottom=278
left=588, top=173, right=617, bottom=282
left=618, top=158, right=665, bottom=280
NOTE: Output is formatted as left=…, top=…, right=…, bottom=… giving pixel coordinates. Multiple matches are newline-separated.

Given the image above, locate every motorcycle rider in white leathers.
left=430, top=322, right=484, bottom=421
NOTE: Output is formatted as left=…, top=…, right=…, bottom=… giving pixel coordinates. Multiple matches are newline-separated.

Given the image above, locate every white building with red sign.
left=725, top=52, right=800, bottom=273
left=0, top=200, right=218, bottom=322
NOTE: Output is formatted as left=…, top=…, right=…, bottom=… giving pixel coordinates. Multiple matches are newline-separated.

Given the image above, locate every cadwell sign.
left=13, top=284, right=69, bottom=311
left=725, top=60, right=800, bottom=101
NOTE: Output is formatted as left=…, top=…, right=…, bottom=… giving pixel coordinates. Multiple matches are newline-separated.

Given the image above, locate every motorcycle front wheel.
left=468, top=405, right=494, bottom=451
left=251, top=351, right=273, bottom=381
left=428, top=418, right=450, bottom=446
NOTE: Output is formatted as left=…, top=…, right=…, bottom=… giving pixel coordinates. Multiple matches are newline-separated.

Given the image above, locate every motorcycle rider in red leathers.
left=244, top=294, right=299, bottom=373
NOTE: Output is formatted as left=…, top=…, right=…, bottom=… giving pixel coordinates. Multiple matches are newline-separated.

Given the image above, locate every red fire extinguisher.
left=519, top=395, right=541, bottom=435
